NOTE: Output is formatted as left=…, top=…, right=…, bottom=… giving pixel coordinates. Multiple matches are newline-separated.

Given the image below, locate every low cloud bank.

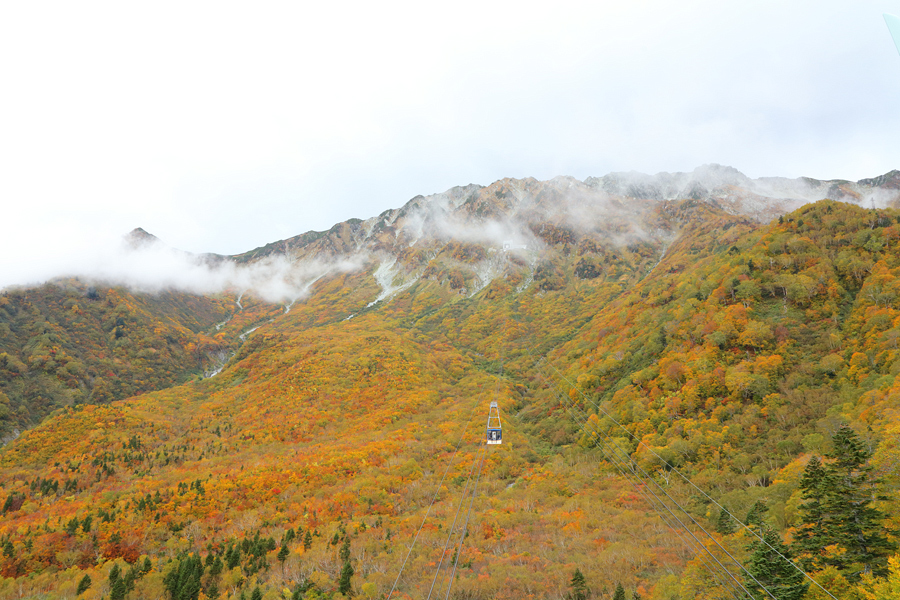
left=0, top=231, right=366, bottom=303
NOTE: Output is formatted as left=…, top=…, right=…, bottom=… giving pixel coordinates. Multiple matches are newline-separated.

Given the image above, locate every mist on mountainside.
left=5, top=166, right=898, bottom=305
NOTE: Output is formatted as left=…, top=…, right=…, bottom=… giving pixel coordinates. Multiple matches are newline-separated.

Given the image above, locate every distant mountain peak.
left=124, top=227, right=161, bottom=249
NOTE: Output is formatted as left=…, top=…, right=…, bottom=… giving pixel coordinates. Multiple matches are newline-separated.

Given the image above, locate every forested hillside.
left=0, top=281, right=283, bottom=443
left=3, top=170, right=900, bottom=599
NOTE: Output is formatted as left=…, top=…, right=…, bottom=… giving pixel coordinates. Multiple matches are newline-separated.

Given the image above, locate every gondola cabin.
left=487, top=401, right=502, bottom=445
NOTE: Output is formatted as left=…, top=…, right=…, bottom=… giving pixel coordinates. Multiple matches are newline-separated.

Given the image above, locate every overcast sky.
left=1, top=0, right=899, bottom=288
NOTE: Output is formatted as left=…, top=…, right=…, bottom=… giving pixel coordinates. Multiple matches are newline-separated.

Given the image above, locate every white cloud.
left=0, top=0, right=898, bottom=289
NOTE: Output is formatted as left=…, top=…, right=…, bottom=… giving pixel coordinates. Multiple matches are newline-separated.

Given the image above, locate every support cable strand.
left=541, top=356, right=837, bottom=600
left=443, top=442, right=488, bottom=600
left=534, top=358, right=772, bottom=599
left=532, top=364, right=748, bottom=600
left=426, top=443, right=484, bottom=600
left=386, top=387, right=486, bottom=600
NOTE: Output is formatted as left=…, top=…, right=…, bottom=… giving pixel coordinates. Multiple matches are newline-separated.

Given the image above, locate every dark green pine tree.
left=566, top=568, right=588, bottom=600
left=339, top=537, right=351, bottom=562
left=279, top=544, right=290, bottom=576
left=715, top=508, right=736, bottom=535
left=743, top=527, right=808, bottom=600
left=791, top=455, right=830, bottom=571
left=613, top=582, right=626, bottom=600
left=163, top=554, right=204, bottom=600
left=250, top=587, right=263, bottom=600
left=227, top=545, right=242, bottom=570
left=66, top=517, right=80, bottom=536
left=209, top=555, right=223, bottom=577
left=123, top=565, right=136, bottom=592
left=338, top=559, right=354, bottom=596
left=76, top=574, right=92, bottom=595
left=303, top=530, right=313, bottom=550
left=110, top=576, right=128, bottom=600
left=822, top=424, right=897, bottom=579
left=745, top=500, right=769, bottom=530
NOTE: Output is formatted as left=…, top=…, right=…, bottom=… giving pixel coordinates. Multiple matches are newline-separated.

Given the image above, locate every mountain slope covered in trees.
left=3, top=168, right=900, bottom=599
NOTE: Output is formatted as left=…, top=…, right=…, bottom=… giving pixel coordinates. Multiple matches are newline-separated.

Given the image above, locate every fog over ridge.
left=4, top=165, right=898, bottom=301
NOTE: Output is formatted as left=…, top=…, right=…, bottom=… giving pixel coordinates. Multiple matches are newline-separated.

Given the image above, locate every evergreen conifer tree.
left=279, top=544, right=290, bottom=576
left=745, top=500, right=769, bottom=530
left=822, top=424, right=896, bottom=579
left=76, top=574, right=91, bottom=595
left=338, top=559, right=354, bottom=596
left=110, top=576, right=128, bottom=600
left=715, top=508, right=736, bottom=535
left=566, top=568, right=588, bottom=600
left=250, top=587, right=263, bottom=600
left=744, top=527, right=808, bottom=600
left=227, top=545, right=241, bottom=569
left=123, top=565, right=136, bottom=592
left=792, top=455, right=830, bottom=570
left=613, top=582, right=626, bottom=600
left=66, top=517, right=80, bottom=535
left=304, top=530, right=313, bottom=550
left=210, top=555, right=223, bottom=577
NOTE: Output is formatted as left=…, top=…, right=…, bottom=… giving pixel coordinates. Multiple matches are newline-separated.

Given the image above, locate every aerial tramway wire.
left=386, top=385, right=489, bottom=600
left=533, top=357, right=782, bottom=600
left=529, top=360, right=751, bottom=600
left=426, top=443, right=486, bottom=600
left=539, top=356, right=839, bottom=600
left=538, top=371, right=745, bottom=598
left=442, top=437, right=489, bottom=600
left=507, top=320, right=751, bottom=596
left=437, top=364, right=501, bottom=599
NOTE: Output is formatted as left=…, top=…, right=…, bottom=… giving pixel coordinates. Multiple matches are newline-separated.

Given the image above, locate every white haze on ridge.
left=5, top=165, right=899, bottom=302
left=0, top=230, right=366, bottom=303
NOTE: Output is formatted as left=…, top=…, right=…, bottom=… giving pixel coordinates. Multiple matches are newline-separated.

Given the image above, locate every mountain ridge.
left=219, top=165, right=900, bottom=268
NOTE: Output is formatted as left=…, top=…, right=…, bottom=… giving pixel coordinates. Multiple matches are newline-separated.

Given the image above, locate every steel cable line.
left=442, top=440, right=488, bottom=600
left=504, top=320, right=744, bottom=597
left=531, top=361, right=751, bottom=600
left=508, top=318, right=785, bottom=598
left=426, top=443, right=485, bottom=600
left=540, top=357, right=838, bottom=600
left=533, top=358, right=778, bottom=600
left=386, top=386, right=488, bottom=600
left=539, top=370, right=745, bottom=598
left=559, top=404, right=746, bottom=599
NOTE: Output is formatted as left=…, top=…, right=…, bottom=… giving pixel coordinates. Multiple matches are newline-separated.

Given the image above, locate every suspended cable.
left=443, top=440, right=488, bottom=600
left=426, top=444, right=485, bottom=600
left=386, top=387, right=486, bottom=600
left=547, top=385, right=745, bottom=598
left=540, top=357, right=838, bottom=600
left=532, top=362, right=751, bottom=600
left=534, top=358, right=778, bottom=600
